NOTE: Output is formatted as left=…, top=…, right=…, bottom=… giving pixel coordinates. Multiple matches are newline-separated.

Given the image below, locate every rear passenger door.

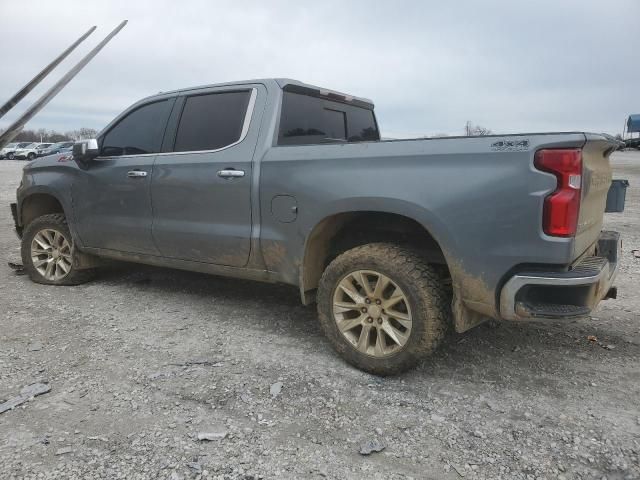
left=151, top=85, right=264, bottom=266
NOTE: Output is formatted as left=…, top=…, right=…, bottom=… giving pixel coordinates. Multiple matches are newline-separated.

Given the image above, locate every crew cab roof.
left=140, top=78, right=374, bottom=109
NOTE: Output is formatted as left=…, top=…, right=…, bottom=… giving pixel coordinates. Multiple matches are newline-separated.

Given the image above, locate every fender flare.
left=299, top=198, right=459, bottom=297
left=18, top=186, right=81, bottom=245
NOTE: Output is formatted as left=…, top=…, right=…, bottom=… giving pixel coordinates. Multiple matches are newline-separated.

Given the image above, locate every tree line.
left=7, top=122, right=492, bottom=143
left=2, top=124, right=625, bottom=143
left=0, top=127, right=98, bottom=143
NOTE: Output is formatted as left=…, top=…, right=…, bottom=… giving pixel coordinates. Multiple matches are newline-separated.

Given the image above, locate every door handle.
left=127, top=170, right=148, bottom=178
left=217, top=169, right=245, bottom=178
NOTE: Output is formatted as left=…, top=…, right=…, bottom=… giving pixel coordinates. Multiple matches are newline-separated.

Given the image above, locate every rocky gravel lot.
left=0, top=152, right=639, bottom=480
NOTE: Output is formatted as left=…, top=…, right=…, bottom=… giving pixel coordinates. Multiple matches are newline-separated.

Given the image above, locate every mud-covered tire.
left=21, top=214, right=94, bottom=286
left=317, top=243, right=451, bottom=375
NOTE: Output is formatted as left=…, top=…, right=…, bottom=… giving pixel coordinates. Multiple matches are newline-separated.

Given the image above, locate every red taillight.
left=534, top=149, right=582, bottom=237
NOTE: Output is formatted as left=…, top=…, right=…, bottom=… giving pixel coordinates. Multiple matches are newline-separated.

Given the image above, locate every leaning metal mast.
left=0, top=20, right=127, bottom=149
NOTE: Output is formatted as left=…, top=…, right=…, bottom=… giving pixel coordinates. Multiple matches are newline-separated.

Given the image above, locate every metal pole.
left=0, top=20, right=127, bottom=149
left=0, top=26, right=96, bottom=120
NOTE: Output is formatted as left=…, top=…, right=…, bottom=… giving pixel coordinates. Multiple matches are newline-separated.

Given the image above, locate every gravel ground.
left=0, top=152, right=639, bottom=480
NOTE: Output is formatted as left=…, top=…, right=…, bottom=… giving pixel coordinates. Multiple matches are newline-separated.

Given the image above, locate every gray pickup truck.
left=10, top=78, right=623, bottom=374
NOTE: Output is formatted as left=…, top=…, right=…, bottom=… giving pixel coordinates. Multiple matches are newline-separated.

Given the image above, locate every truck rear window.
left=278, top=92, right=379, bottom=146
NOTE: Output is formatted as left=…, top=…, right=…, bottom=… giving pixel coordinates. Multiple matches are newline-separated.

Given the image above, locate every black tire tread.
left=317, top=242, right=451, bottom=375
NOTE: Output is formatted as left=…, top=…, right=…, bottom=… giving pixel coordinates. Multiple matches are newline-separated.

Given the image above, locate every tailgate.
left=573, top=134, right=617, bottom=258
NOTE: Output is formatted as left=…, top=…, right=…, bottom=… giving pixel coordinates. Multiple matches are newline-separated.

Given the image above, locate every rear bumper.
left=500, top=231, right=620, bottom=320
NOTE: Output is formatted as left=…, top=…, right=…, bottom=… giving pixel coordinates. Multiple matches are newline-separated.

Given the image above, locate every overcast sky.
left=1, top=0, right=638, bottom=138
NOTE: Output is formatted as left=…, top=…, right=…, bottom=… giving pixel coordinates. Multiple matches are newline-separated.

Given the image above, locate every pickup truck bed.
left=260, top=128, right=618, bottom=321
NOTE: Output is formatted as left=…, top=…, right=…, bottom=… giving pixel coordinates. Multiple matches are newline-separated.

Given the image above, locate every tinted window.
left=278, top=94, right=322, bottom=144
left=278, top=91, right=379, bottom=145
left=101, top=100, right=172, bottom=156
left=173, top=91, right=251, bottom=152
left=323, top=109, right=347, bottom=141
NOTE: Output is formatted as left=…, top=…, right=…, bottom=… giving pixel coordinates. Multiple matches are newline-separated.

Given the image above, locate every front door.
left=151, top=86, right=263, bottom=266
left=73, top=97, right=175, bottom=254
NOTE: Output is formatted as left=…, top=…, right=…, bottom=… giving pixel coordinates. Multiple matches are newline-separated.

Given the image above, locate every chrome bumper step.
left=515, top=302, right=591, bottom=319
left=500, top=231, right=620, bottom=321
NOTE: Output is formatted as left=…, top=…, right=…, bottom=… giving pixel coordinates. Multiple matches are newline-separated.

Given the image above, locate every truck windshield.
left=278, top=91, right=379, bottom=146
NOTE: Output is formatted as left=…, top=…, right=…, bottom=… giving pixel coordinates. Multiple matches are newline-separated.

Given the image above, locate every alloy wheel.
left=332, top=270, right=413, bottom=357
left=31, top=228, right=73, bottom=281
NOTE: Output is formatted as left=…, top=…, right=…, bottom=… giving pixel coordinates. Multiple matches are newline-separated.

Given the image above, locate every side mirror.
left=73, top=139, right=99, bottom=167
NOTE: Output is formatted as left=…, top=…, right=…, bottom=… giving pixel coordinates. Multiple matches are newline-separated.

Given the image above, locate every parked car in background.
left=37, top=141, right=75, bottom=157
left=624, top=137, right=640, bottom=150
left=13, top=143, right=53, bottom=160
left=1, top=142, right=32, bottom=159
left=0, top=143, right=19, bottom=159
left=32, top=146, right=74, bottom=163
left=35, top=143, right=54, bottom=157
left=54, top=146, right=73, bottom=160
left=11, top=143, right=38, bottom=160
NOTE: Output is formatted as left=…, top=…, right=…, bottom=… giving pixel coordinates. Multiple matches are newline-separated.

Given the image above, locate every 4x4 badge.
left=491, top=139, right=530, bottom=151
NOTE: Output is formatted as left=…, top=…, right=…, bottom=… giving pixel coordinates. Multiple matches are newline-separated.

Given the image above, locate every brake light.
left=534, top=149, right=582, bottom=237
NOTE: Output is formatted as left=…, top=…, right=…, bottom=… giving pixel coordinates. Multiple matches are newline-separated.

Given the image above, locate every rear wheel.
left=317, top=243, right=450, bottom=375
left=21, top=214, right=94, bottom=285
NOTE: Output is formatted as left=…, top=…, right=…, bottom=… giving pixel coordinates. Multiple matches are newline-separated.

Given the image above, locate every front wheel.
left=317, top=243, right=451, bottom=375
left=27, top=152, right=36, bottom=160
left=7, top=152, right=14, bottom=160
left=21, top=214, right=94, bottom=286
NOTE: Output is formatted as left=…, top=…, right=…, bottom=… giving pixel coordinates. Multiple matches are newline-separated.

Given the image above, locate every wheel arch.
left=19, top=191, right=66, bottom=228
left=299, top=206, right=455, bottom=305
left=18, top=190, right=101, bottom=269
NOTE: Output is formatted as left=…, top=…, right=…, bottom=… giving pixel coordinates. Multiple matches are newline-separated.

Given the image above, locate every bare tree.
left=65, top=128, right=98, bottom=141
left=465, top=121, right=492, bottom=136
left=49, top=132, right=69, bottom=142
left=5, top=127, right=95, bottom=143
left=64, top=129, right=80, bottom=141
left=79, top=127, right=98, bottom=139
left=465, top=121, right=472, bottom=136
